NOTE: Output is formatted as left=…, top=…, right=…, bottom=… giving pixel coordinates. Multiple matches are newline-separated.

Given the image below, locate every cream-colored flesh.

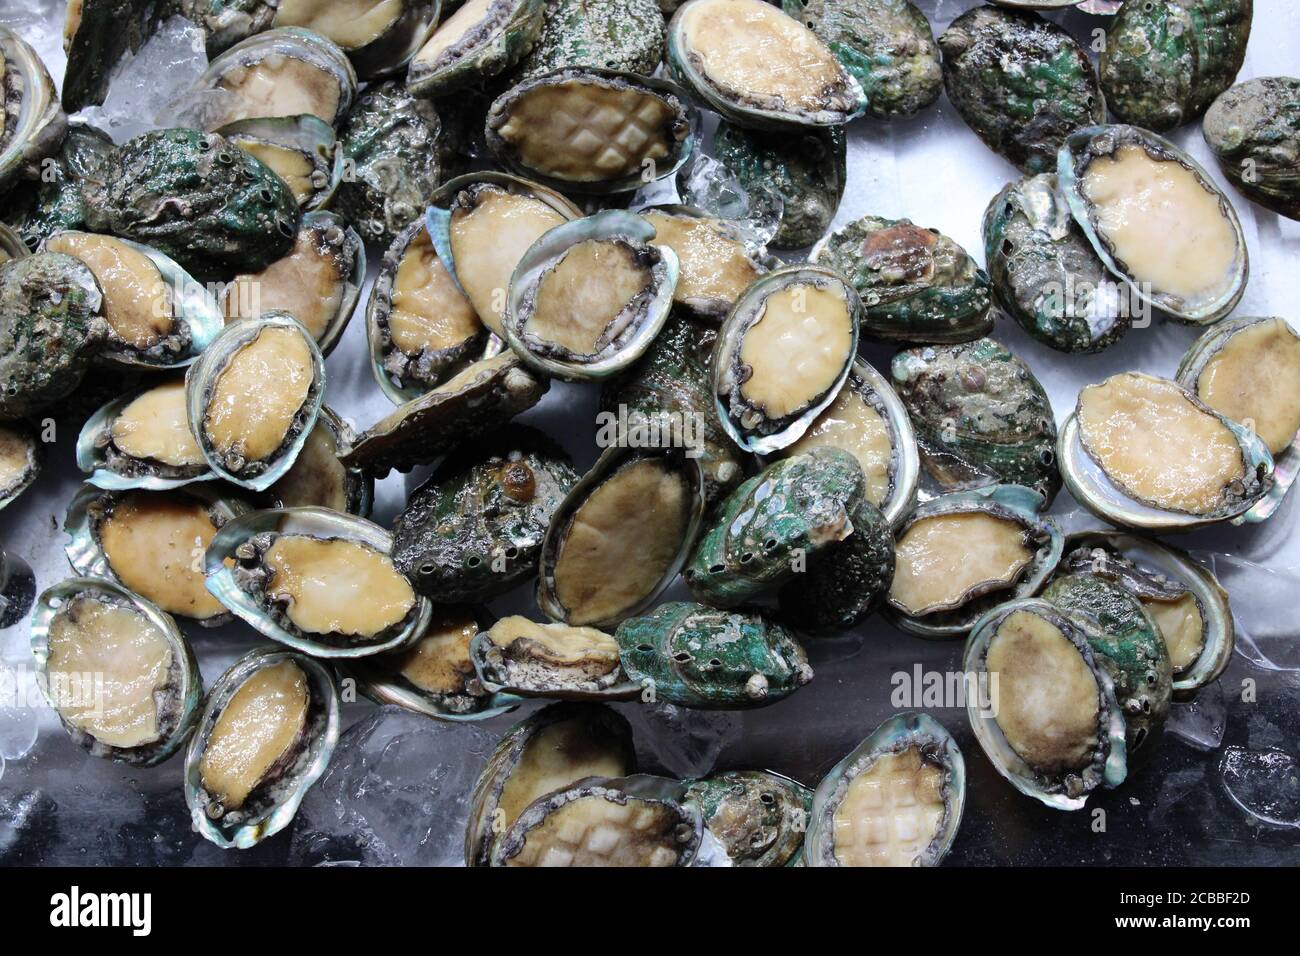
left=388, top=229, right=481, bottom=357
left=527, top=239, right=650, bottom=356
left=450, top=187, right=568, bottom=336
left=1142, top=595, right=1205, bottom=672
left=265, top=535, right=415, bottom=638
left=505, top=796, right=681, bottom=867
left=45, top=232, right=173, bottom=349
left=46, top=597, right=173, bottom=749
left=832, top=748, right=944, bottom=867
left=223, top=232, right=345, bottom=342
left=487, top=617, right=622, bottom=679
left=1077, top=373, right=1245, bottom=515
left=230, top=139, right=316, bottom=206
left=397, top=613, right=479, bottom=694
left=738, top=283, right=852, bottom=419
left=109, top=381, right=204, bottom=468
left=678, top=0, right=847, bottom=112
left=498, top=719, right=631, bottom=838
left=1196, top=319, right=1300, bottom=455
left=203, top=326, right=314, bottom=466
left=99, top=493, right=226, bottom=619
left=199, top=660, right=308, bottom=810
left=552, top=458, right=691, bottom=625
left=1081, top=145, right=1238, bottom=305
left=890, top=511, right=1034, bottom=616
left=782, top=385, right=892, bottom=506
left=986, top=610, right=1100, bottom=774
left=273, top=0, right=401, bottom=49
left=268, top=421, right=348, bottom=511
left=215, top=55, right=342, bottom=126
left=497, top=81, right=676, bottom=182
left=413, top=0, right=494, bottom=68
left=641, top=211, right=760, bottom=311
left=0, top=425, right=34, bottom=494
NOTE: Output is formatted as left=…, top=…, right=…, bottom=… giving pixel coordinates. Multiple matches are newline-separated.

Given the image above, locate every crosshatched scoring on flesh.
left=496, top=79, right=680, bottom=182
left=832, top=747, right=945, bottom=867
left=1077, top=372, right=1245, bottom=515
left=496, top=719, right=631, bottom=840
left=986, top=610, right=1100, bottom=775
left=1081, top=145, right=1239, bottom=305
left=450, top=186, right=569, bottom=336
left=640, top=210, right=761, bottom=310
left=109, top=381, right=205, bottom=468
left=44, top=232, right=174, bottom=349
left=678, top=0, right=851, bottom=113
left=504, top=795, right=683, bottom=866
left=396, top=612, right=480, bottom=694
left=889, top=511, right=1033, bottom=616
left=46, top=596, right=173, bottom=749
left=552, top=457, right=692, bottom=624
left=203, top=326, right=315, bottom=465
left=99, top=492, right=227, bottom=619
left=780, top=383, right=893, bottom=506
left=223, top=229, right=348, bottom=341
left=272, top=0, right=404, bottom=50
left=264, top=535, right=415, bottom=638
left=199, top=659, right=309, bottom=811
left=1141, top=593, right=1204, bottom=673
left=1195, top=319, right=1300, bottom=456
left=737, top=282, right=852, bottom=420
left=214, top=54, right=342, bottom=126
left=527, top=239, right=652, bottom=356
left=388, top=229, right=481, bottom=358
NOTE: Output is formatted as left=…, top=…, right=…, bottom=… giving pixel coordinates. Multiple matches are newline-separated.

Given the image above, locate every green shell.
left=61, top=0, right=170, bottom=111
left=5, top=123, right=115, bottom=253
left=599, top=314, right=747, bottom=508
left=982, top=172, right=1130, bottom=353
left=0, top=253, right=106, bottom=420
left=783, top=0, right=942, bottom=118
left=891, top=337, right=1060, bottom=504
left=1203, top=77, right=1300, bottom=221
left=1042, top=572, right=1172, bottom=755
left=777, top=498, right=894, bottom=635
left=712, top=122, right=846, bottom=250
left=1101, top=0, right=1252, bottom=133
left=684, top=770, right=812, bottom=867
left=391, top=426, right=579, bottom=601
left=335, top=81, right=445, bottom=248
left=615, top=602, right=813, bottom=708
left=812, top=215, right=992, bottom=343
left=82, top=128, right=300, bottom=280
left=685, top=446, right=864, bottom=608
left=517, top=0, right=666, bottom=79
left=939, top=6, right=1105, bottom=173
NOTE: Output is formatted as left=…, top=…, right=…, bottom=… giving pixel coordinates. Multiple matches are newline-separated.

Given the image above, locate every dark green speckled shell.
left=982, top=172, right=1130, bottom=353
left=1043, top=572, right=1172, bottom=756
left=684, top=770, right=812, bottom=866
left=891, top=337, right=1060, bottom=504
left=783, top=0, right=941, bottom=119
left=813, top=215, right=992, bottom=343
left=615, top=601, right=813, bottom=708
left=685, top=446, right=864, bottom=608
left=5, top=122, right=114, bottom=253
left=939, top=6, right=1105, bottom=173
left=391, top=426, right=579, bottom=602
left=82, top=128, right=299, bottom=280
left=0, top=253, right=106, bottom=420
left=1101, top=0, right=1252, bottom=133
left=517, top=0, right=666, bottom=79
left=712, top=122, right=846, bottom=250
left=1203, top=76, right=1300, bottom=221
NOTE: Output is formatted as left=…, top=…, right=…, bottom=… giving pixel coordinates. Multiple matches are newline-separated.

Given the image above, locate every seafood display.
left=2, top=0, right=1297, bottom=870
